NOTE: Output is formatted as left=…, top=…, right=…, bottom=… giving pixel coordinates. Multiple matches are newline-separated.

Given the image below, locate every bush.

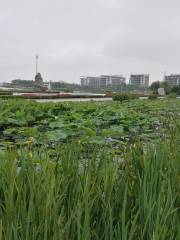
left=21, top=94, right=107, bottom=99
left=168, top=93, right=177, bottom=98
left=0, top=91, right=13, bottom=95
left=148, top=94, right=158, bottom=100
left=113, top=93, right=141, bottom=102
left=170, top=85, right=180, bottom=95
left=150, top=81, right=160, bottom=94
left=0, top=95, right=21, bottom=99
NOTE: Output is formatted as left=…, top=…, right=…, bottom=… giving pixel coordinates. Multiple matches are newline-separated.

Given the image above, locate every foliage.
left=0, top=135, right=179, bottom=239
left=168, top=93, right=177, bottom=98
left=160, top=81, right=171, bottom=94
left=0, top=95, right=21, bottom=99
left=0, top=99, right=179, bottom=238
left=11, top=79, right=34, bottom=88
left=81, top=83, right=148, bottom=94
left=0, top=98, right=178, bottom=163
left=0, top=92, right=13, bottom=96
left=148, top=94, right=158, bottom=100
left=22, top=94, right=107, bottom=99
left=150, top=81, right=172, bottom=95
left=150, top=81, right=160, bottom=93
left=50, top=81, right=80, bottom=91
left=113, top=93, right=141, bottom=101
left=171, top=85, right=180, bottom=95
left=0, top=99, right=179, bottom=151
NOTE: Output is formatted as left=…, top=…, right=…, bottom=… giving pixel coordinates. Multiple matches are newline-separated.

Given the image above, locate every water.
left=35, top=97, right=113, bottom=103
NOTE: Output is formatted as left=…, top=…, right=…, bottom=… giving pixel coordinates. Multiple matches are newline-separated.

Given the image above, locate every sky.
left=0, top=0, right=180, bottom=84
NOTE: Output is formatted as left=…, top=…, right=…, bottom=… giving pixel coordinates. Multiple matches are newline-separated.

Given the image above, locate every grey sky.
left=0, top=0, right=180, bottom=83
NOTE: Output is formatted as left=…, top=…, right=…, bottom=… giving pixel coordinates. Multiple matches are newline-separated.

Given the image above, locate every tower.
left=35, top=54, right=43, bottom=86
left=36, top=55, right=39, bottom=75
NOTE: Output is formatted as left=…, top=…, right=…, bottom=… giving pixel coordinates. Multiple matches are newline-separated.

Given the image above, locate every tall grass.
left=0, top=134, right=179, bottom=240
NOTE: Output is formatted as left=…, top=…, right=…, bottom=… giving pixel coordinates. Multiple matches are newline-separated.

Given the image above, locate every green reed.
left=0, top=133, right=179, bottom=240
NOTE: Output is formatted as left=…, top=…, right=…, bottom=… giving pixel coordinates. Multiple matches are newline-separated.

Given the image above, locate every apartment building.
left=129, top=74, right=149, bottom=87
left=80, top=75, right=126, bottom=88
left=164, top=74, right=180, bottom=86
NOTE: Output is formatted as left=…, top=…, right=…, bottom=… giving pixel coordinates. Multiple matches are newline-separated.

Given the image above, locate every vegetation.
left=8, top=79, right=149, bottom=94
left=0, top=99, right=179, bottom=150
left=150, top=81, right=180, bottom=95
left=21, top=94, right=107, bottom=100
left=50, top=82, right=81, bottom=92
left=80, top=83, right=148, bottom=94
left=150, top=81, right=160, bottom=93
left=148, top=94, right=158, bottom=100
left=0, top=137, right=179, bottom=239
left=167, top=93, right=177, bottom=98
left=0, top=99, right=179, bottom=239
left=112, top=93, right=141, bottom=102
left=0, top=92, right=13, bottom=96
left=171, top=85, right=180, bottom=95
left=160, top=81, right=171, bottom=94
left=150, top=81, right=171, bottom=94
left=11, top=79, right=34, bottom=88
left=0, top=95, right=22, bottom=100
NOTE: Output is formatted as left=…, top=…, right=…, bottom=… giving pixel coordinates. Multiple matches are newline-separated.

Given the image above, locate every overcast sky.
left=0, top=0, right=180, bottom=83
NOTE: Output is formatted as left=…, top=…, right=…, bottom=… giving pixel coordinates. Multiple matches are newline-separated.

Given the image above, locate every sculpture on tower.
left=35, top=72, right=43, bottom=86
left=34, top=55, right=47, bottom=91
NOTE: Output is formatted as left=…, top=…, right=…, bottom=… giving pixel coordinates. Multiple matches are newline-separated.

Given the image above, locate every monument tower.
left=34, top=55, right=45, bottom=90
left=36, top=55, right=38, bottom=75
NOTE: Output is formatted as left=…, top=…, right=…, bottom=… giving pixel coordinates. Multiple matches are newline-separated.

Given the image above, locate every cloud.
left=0, top=0, right=180, bottom=83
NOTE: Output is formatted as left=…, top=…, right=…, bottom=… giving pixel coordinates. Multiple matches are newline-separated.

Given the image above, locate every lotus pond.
left=0, top=99, right=179, bottom=239
left=0, top=99, right=179, bottom=151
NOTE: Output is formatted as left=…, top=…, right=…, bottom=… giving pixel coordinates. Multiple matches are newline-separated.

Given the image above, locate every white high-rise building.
left=80, top=75, right=126, bottom=88
left=164, top=74, right=180, bottom=86
left=129, top=74, right=149, bottom=87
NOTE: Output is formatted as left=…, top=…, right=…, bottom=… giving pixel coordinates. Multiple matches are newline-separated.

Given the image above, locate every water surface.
left=36, top=97, right=113, bottom=103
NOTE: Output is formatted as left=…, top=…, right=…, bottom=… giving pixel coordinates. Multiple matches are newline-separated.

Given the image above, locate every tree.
left=150, top=81, right=160, bottom=93
left=171, top=85, right=180, bottom=95
left=160, top=81, right=171, bottom=94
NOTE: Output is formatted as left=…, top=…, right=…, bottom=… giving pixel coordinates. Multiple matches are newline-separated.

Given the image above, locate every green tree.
left=160, top=81, right=171, bottom=94
left=150, top=81, right=160, bottom=93
left=171, top=85, right=180, bottom=95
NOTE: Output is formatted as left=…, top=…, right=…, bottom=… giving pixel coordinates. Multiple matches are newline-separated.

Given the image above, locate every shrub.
left=113, top=93, right=140, bottom=102
left=0, top=91, right=13, bottom=95
left=148, top=94, right=158, bottom=100
left=168, top=93, right=177, bottom=98
left=0, top=95, right=21, bottom=99
left=170, top=85, right=180, bottom=95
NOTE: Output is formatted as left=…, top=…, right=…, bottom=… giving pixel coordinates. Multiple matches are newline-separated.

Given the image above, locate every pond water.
left=35, top=97, right=113, bottom=103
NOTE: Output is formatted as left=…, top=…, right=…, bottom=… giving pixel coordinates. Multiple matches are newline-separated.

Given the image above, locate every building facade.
left=164, top=74, right=180, bottom=86
left=129, top=74, right=149, bottom=87
left=80, top=75, right=126, bottom=88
